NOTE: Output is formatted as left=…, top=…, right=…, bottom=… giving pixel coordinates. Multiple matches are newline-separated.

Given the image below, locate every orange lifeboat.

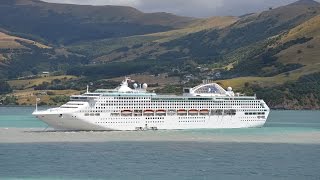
left=199, top=109, right=209, bottom=115
left=156, top=109, right=166, bottom=113
left=188, top=109, right=198, bottom=115
left=143, top=109, right=154, bottom=116
left=156, top=109, right=166, bottom=116
left=121, top=110, right=132, bottom=116
left=177, top=109, right=187, bottom=115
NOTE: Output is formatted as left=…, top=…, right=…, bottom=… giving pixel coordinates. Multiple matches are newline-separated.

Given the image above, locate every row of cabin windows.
left=79, top=107, right=267, bottom=112
left=116, top=97, right=151, bottom=100
left=98, top=100, right=261, bottom=104
left=146, top=117, right=165, bottom=119
left=84, top=113, right=100, bottom=116
left=94, top=106, right=263, bottom=109
left=146, top=121, right=164, bottom=123
left=100, top=102, right=261, bottom=106
left=98, top=99, right=260, bottom=103
left=96, top=105, right=263, bottom=107
left=241, top=120, right=264, bottom=122
left=101, top=97, right=258, bottom=102
left=96, top=121, right=139, bottom=124
left=96, top=103, right=262, bottom=108
left=96, top=101, right=263, bottom=106
left=179, top=117, right=206, bottom=119
left=240, top=116, right=265, bottom=119
left=179, top=120, right=205, bottom=123
left=245, top=112, right=265, bottom=115
left=101, top=118, right=140, bottom=120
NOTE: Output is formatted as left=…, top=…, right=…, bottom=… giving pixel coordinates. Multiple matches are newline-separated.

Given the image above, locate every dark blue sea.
left=0, top=107, right=319, bottom=180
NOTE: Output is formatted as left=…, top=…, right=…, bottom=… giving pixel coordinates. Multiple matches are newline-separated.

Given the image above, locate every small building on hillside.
left=41, top=72, right=50, bottom=77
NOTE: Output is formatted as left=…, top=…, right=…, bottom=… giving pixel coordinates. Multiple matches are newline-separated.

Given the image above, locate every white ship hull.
left=33, top=110, right=269, bottom=131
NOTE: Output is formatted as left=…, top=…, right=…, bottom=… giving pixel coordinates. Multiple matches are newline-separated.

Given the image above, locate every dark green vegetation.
left=67, top=61, right=154, bottom=78
left=0, top=95, right=17, bottom=105
left=0, top=0, right=194, bottom=79
left=64, top=0, right=320, bottom=79
left=0, top=0, right=192, bottom=44
left=0, top=81, right=12, bottom=94
left=248, top=73, right=320, bottom=109
left=160, top=2, right=320, bottom=77
left=50, top=95, right=69, bottom=105
left=225, top=37, right=312, bottom=77
left=0, top=44, right=87, bottom=79
left=0, top=0, right=320, bottom=109
left=33, top=77, right=120, bottom=91
left=153, top=72, right=320, bottom=110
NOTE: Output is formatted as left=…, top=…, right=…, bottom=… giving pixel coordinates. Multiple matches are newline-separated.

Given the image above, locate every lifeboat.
left=143, top=109, right=154, bottom=116
left=188, top=109, right=198, bottom=115
left=177, top=109, right=187, bottom=115
left=156, top=109, right=166, bottom=113
left=199, top=109, right=209, bottom=115
left=156, top=109, right=166, bottom=116
left=121, top=110, right=132, bottom=116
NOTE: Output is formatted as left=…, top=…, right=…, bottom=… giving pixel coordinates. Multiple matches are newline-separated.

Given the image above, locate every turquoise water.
left=0, top=107, right=320, bottom=179
left=0, top=106, right=47, bottom=128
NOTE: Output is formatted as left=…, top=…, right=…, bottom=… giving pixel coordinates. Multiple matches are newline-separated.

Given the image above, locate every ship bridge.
left=71, top=77, right=156, bottom=101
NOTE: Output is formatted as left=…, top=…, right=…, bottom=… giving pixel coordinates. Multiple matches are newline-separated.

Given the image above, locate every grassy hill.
left=0, top=0, right=194, bottom=44
left=220, top=14, right=320, bottom=88
left=67, top=16, right=238, bottom=61
left=0, top=32, right=49, bottom=49
left=0, top=31, right=50, bottom=64
left=161, top=0, right=320, bottom=63
left=215, top=13, right=320, bottom=110
left=277, top=15, right=320, bottom=66
left=66, top=0, right=320, bottom=78
left=0, top=32, right=85, bottom=79
left=147, top=16, right=239, bottom=43
left=5, top=75, right=79, bottom=105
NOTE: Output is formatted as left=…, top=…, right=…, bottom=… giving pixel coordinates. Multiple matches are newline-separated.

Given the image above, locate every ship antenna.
left=35, top=97, right=40, bottom=112
left=35, top=98, right=37, bottom=112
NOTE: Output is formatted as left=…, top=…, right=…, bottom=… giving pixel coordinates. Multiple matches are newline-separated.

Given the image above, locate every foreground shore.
left=1, top=128, right=319, bottom=144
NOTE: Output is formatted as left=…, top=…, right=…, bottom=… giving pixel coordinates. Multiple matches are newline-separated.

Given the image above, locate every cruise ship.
left=33, top=78, right=270, bottom=130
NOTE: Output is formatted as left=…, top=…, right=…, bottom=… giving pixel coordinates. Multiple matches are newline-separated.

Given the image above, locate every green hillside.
left=67, top=16, right=238, bottom=61
left=163, top=0, right=320, bottom=64
left=0, top=0, right=194, bottom=44
left=66, top=0, right=320, bottom=79
left=0, top=31, right=85, bottom=79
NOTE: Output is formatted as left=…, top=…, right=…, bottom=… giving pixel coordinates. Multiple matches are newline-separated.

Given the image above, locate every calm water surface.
left=0, top=107, right=319, bottom=180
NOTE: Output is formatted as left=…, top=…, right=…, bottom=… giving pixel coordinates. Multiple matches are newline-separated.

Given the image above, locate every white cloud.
left=42, top=0, right=316, bottom=17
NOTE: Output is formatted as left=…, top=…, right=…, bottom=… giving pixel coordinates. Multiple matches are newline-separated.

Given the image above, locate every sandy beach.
left=1, top=128, right=320, bottom=144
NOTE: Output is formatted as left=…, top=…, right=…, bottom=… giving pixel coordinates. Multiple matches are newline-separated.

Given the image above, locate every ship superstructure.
left=33, top=78, right=270, bottom=130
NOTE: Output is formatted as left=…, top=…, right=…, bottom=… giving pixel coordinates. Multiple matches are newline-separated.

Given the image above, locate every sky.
left=42, top=0, right=316, bottom=17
